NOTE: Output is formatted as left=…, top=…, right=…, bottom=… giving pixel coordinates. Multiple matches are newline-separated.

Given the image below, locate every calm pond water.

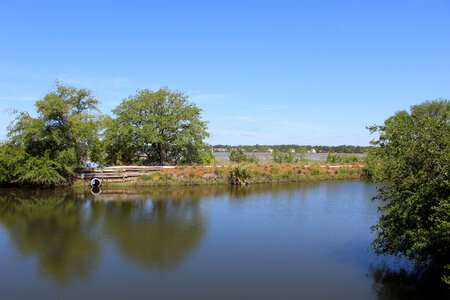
left=0, top=182, right=443, bottom=299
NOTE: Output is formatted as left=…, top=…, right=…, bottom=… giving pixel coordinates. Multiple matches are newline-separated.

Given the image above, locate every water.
left=213, top=152, right=366, bottom=162
left=0, top=182, right=443, bottom=299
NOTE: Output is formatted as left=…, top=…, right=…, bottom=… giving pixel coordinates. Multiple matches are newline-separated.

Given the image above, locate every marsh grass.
left=73, top=164, right=365, bottom=189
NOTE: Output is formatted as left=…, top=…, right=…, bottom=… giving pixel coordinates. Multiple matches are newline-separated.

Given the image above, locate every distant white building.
left=290, top=149, right=295, bottom=153
left=268, top=149, right=273, bottom=153
left=307, top=149, right=317, bottom=154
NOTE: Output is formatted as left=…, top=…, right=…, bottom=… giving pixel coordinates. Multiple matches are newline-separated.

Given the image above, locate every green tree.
left=367, top=99, right=450, bottom=284
left=229, top=148, right=259, bottom=164
left=271, top=150, right=297, bottom=164
left=104, top=87, right=210, bottom=165
left=0, top=82, right=103, bottom=186
left=179, top=144, right=215, bottom=165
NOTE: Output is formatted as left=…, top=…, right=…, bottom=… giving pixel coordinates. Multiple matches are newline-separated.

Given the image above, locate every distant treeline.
left=212, top=145, right=370, bottom=153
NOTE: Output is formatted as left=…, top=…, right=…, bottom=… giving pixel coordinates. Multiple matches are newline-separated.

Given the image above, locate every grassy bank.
left=73, top=164, right=366, bottom=189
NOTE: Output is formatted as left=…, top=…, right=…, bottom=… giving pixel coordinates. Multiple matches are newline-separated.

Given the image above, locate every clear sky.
left=1, top=0, right=449, bottom=146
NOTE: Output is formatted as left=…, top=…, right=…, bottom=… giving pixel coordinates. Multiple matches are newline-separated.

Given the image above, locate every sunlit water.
left=0, top=182, right=443, bottom=299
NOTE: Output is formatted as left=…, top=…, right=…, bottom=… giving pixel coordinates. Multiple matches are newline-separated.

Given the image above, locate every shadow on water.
left=369, top=263, right=449, bottom=300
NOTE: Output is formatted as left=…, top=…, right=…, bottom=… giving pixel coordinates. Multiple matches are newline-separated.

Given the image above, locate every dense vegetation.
left=103, top=87, right=212, bottom=166
left=0, top=83, right=102, bottom=186
left=0, top=84, right=212, bottom=186
left=367, top=100, right=449, bottom=285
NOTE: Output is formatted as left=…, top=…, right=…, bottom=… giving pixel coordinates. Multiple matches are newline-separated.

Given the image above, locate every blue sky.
left=1, top=0, right=449, bottom=146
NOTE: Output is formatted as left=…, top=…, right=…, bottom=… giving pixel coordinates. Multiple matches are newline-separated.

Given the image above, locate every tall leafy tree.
left=367, top=99, right=449, bottom=284
left=104, top=87, right=210, bottom=165
left=0, top=82, right=102, bottom=186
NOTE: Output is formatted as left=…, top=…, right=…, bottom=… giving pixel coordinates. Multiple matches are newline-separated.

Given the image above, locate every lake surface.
left=0, top=182, right=441, bottom=299
left=213, top=152, right=366, bottom=162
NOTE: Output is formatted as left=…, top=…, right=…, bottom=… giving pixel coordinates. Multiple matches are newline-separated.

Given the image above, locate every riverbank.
left=73, top=164, right=367, bottom=189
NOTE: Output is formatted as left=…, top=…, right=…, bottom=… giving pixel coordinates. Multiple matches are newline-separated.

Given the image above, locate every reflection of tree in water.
left=0, top=191, right=101, bottom=286
left=0, top=184, right=292, bottom=285
left=0, top=188, right=209, bottom=285
left=369, top=264, right=449, bottom=299
left=96, top=198, right=206, bottom=272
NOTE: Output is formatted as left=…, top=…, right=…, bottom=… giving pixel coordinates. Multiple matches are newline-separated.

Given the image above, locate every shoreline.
left=73, top=164, right=367, bottom=190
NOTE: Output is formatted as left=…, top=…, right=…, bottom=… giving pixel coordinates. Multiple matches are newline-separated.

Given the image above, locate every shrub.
left=310, top=168, right=321, bottom=176
left=228, top=166, right=253, bottom=185
left=338, top=168, right=349, bottom=175
left=229, top=148, right=259, bottom=163
left=271, top=167, right=280, bottom=175
left=272, top=150, right=297, bottom=164
left=327, top=153, right=361, bottom=164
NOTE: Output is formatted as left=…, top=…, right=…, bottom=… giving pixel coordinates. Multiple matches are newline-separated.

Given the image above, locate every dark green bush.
left=327, top=153, right=361, bottom=164
left=272, top=150, right=297, bottom=164
left=310, top=168, right=321, bottom=176
left=228, top=166, right=253, bottom=185
left=229, top=148, right=259, bottom=163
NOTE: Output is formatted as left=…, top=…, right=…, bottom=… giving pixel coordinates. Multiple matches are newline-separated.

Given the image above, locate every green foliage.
left=326, top=153, right=361, bottom=164
left=0, top=82, right=103, bottom=186
left=310, top=168, right=321, bottom=176
left=180, top=146, right=215, bottom=165
left=367, top=100, right=450, bottom=282
left=196, top=150, right=215, bottom=165
left=229, top=148, right=246, bottom=163
left=338, top=168, right=349, bottom=175
left=229, top=148, right=259, bottom=163
left=228, top=166, right=253, bottom=185
left=104, top=87, right=209, bottom=166
left=272, top=150, right=297, bottom=164
left=271, top=167, right=280, bottom=175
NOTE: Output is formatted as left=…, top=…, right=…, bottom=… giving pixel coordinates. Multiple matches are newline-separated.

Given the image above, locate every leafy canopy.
left=229, top=148, right=259, bottom=164
left=0, top=82, right=102, bottom=186
left=104, top=87, right=210, bottom=165
left=367, top=99, right=449, bottom=283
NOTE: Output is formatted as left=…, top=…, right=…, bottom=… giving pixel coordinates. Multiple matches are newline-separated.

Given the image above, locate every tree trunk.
left=158, top=143, right=166, bottom=166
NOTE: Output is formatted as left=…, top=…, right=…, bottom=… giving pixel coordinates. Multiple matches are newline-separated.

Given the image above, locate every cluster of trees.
left=368, top=99, right=449, bottom=285
left=213, top=144, right=369, bottom=153
left=0, top=83, right=212, bottom=186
